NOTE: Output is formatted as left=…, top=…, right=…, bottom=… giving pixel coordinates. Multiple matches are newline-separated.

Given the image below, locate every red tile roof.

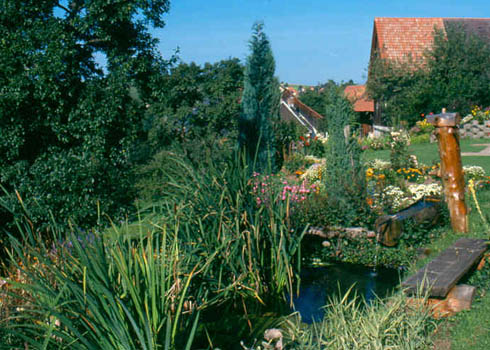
left=344, top=85, right=374, bottom=112
left=372, top=17, right=490, bottom=64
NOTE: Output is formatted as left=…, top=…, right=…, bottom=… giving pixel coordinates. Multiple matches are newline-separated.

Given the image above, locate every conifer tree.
left=324, top=91, right=365, bottom=210
left=239, top=22, right=280, bottom=172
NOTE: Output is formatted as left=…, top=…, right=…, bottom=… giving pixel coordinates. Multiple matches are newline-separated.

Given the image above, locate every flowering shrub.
left=463, top=165, right=486, bottom=180
left=366, top=159, right=391, bottom=170
left=416, top=118, right=435, bottom=134
left=379, top=185, right=408, bottom=211
left=360, top=135, right=390, bottom=151
left=396, top=167, right=424, bottom=182
left=250, top=172, right=317, bottom=206
left=301, top=161, right=325, bottom=183
left=371, top=182, right=442, bottom=212
left=389, top=130, right=410, bottom=149
left=462, top=106, right=490, bottom=124
left=297, top=135, right=327, bottom=157
left=389, top=129, right=411, bottom=170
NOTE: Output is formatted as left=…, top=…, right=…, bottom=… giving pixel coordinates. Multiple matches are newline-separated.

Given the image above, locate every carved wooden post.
left=427, top=110, right=468, bottom=233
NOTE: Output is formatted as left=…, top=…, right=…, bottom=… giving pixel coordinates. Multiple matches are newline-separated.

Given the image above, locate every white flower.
left=301, top=162, right=325, bottom=182
left=408, top=183, right=442, bottom=202
left=366, top=159, right=391, bottom=170
left=463, top=165, right=486, bottom=179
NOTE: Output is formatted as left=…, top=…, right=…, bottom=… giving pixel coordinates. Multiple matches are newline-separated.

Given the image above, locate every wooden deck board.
left=402, top=238, right=488, bottom=297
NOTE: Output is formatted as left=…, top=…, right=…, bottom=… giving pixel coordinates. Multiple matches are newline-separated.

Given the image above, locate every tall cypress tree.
left=324, top=91, right=366, bottom=215
left=239, top=22, right=279, bottom=173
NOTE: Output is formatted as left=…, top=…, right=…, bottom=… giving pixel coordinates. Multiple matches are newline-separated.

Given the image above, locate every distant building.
left=368, top=17, right=490, bottom=124
left=344, top=85, right=374, bottom=136
left=279, top=87, right=323, bottom=136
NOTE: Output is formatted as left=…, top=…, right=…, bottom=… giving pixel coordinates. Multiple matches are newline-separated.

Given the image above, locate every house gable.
left=371, top=17, right=490, bottom=65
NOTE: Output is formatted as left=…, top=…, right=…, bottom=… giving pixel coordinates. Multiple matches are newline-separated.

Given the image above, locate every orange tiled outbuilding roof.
left=371, top=17, right=490, bottom=63
left=344, top=85, right=374, bottom=113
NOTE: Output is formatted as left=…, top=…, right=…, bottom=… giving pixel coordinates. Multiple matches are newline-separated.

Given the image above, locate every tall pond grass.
left=1, top=154, right=304, bottom=349
left=281, top=288, right=435, bottom=350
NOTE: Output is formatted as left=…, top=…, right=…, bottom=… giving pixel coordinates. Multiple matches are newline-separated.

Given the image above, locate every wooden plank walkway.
left=402, top=238, right=488, bottom=297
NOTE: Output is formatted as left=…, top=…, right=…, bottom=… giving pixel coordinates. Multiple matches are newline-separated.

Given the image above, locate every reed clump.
left=1, top=154, right=303, bottom=349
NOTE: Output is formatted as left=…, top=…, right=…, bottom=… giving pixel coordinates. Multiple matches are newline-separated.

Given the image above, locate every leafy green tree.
left=0, top=0, right=170, bottom=230
left=133, top=59, right=244, bottom=203
left=239, top=23, right=280, bottom=173
left=367, top=56, right=428, bottom=126
left=140, top=59, right=243, bottom=161
left=425, top=23, right=490, bottom=115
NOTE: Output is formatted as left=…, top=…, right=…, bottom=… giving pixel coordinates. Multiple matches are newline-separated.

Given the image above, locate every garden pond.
left=194, top=262, right=402, bottom=347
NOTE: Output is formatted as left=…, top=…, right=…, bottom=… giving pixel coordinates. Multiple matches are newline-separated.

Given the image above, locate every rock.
left=445, top=284, right=476, bottom=312
left=264, top=328, right=282, bottom=341
left=307, top=226, right=376, bottom=240
left=263, top=328, right=283, bottom=350
left=407, top=284, right=476, bottom=319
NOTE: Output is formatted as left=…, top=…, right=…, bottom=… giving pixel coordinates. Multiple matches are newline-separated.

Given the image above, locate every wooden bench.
left=402, top=238, right=488, bottom=297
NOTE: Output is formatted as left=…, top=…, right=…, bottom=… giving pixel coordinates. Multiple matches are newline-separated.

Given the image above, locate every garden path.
left=461, top=143, right=490, bottom=156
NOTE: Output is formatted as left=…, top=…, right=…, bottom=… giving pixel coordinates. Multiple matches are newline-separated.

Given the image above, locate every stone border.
left=460, top=121, right=490, bottom=139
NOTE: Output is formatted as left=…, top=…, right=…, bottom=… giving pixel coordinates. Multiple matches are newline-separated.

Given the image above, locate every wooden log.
left=427, top=111, right=468, bottom=233
left=375, top=198, right=440, bottom=247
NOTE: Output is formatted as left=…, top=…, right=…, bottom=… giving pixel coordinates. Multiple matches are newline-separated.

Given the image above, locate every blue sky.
left=155, top=0, right=489, bottom=85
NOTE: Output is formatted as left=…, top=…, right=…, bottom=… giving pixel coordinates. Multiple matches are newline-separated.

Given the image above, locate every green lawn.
left=362, top=138, right=490, bottom=173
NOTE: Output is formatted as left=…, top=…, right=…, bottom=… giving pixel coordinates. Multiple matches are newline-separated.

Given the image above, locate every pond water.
left=195, top=262, right=402, bottom=348
left=291, top=262, right=402, bottom=323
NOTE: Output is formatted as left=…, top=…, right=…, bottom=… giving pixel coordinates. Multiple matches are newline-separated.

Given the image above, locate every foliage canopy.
left=0, top=0, right=171, bottom=230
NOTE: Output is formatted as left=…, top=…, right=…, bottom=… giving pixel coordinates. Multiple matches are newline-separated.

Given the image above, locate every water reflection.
left=291, top=262, right=401, bottom=323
